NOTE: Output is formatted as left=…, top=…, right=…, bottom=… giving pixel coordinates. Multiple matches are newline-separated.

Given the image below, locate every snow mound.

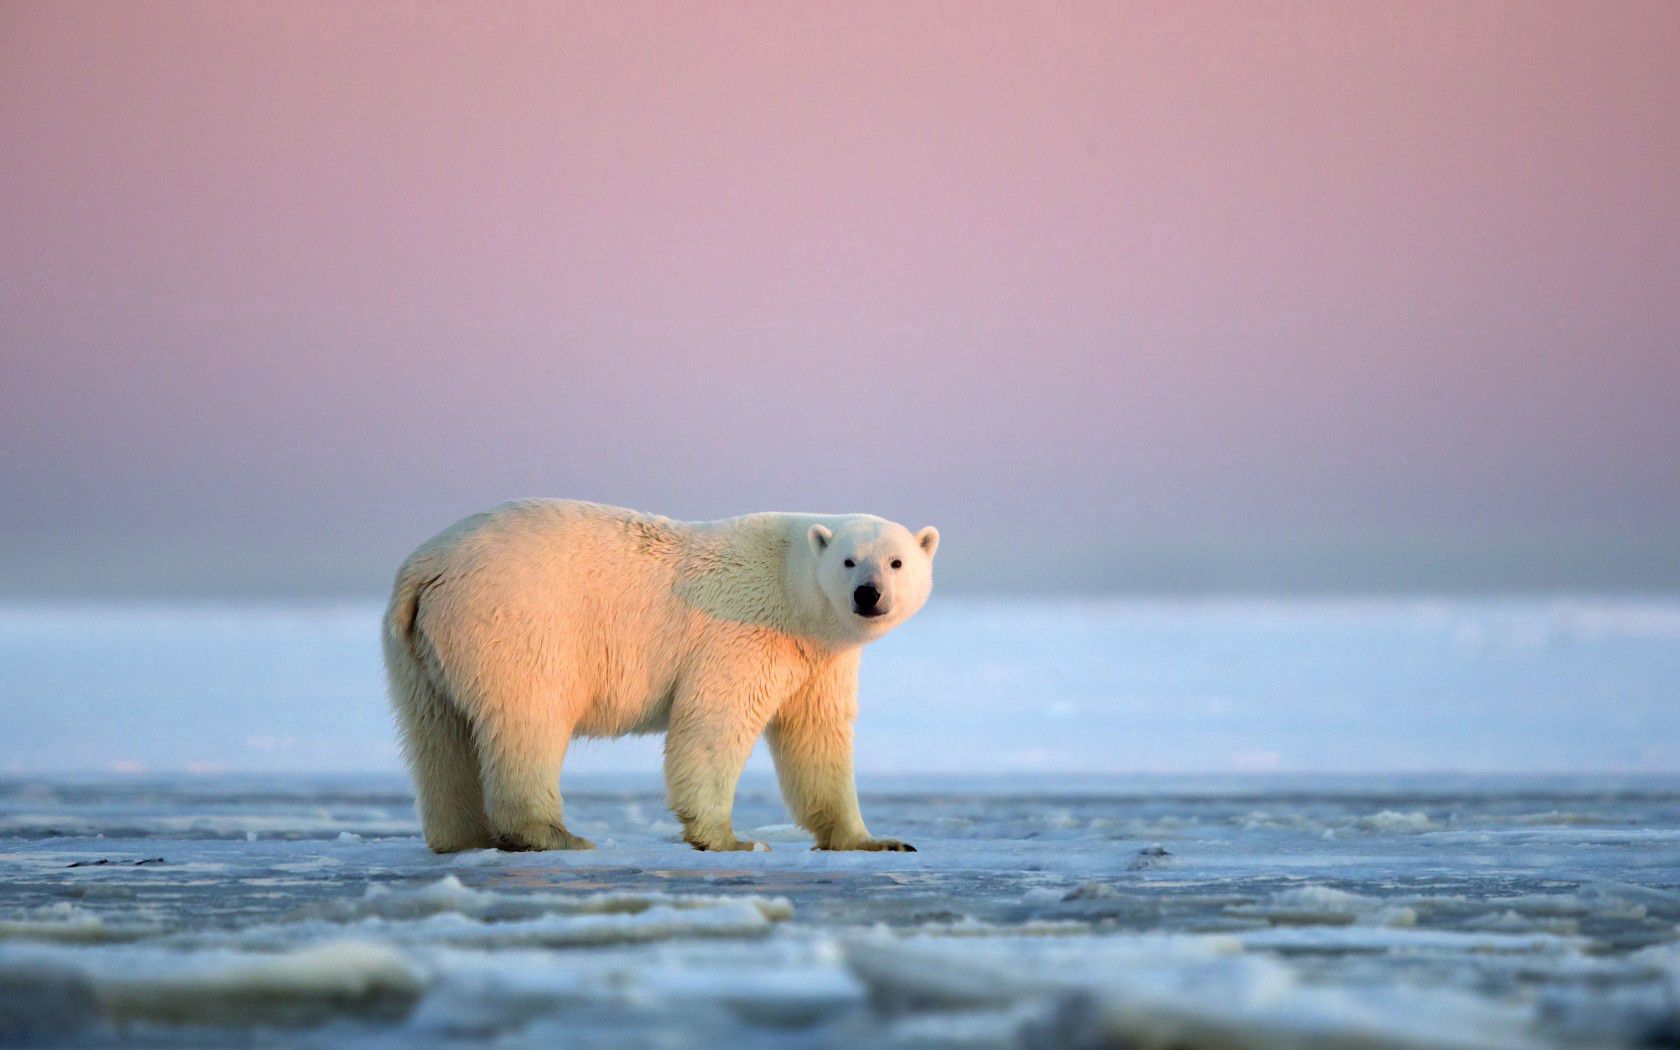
left=304, top=875, right=793, bottom=925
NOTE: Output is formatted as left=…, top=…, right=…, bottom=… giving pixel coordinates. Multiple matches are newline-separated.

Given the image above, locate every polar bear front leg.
left=766, top=651, right=915, bottom=852
left=664, top=669, right=782, bottom=852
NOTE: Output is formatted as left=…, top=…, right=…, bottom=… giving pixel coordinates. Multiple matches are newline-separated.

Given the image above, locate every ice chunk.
left=382, top=900, right=786, bottom=949
left=1228, top=886, right=1416, bottom=928
left=0, top=902, right=160, bottom=944
left=0, top=940, right=422, bottom=1026
left=1356, top=811, right=1436, bottom=833
left=845, top=933, right=1547, bottom=1049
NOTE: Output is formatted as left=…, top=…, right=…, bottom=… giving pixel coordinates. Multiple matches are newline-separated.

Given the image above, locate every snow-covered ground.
left=1, top=775, right=1678, bottom=1046
left=1, top=599, right=1677, bottom=1045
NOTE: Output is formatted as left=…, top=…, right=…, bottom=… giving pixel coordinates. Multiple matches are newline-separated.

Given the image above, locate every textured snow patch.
left=1237, top=925, right=1583, bottom=956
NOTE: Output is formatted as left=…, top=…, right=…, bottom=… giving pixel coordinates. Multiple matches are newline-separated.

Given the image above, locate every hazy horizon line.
left=7, top=766, right=1680, bottom=785
left=3, top=585, right=1679, bottom=608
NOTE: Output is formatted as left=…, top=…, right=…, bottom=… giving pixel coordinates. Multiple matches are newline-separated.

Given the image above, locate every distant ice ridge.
left=0, top=809, right=417, bottom=840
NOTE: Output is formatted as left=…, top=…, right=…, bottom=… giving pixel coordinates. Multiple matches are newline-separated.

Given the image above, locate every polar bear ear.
left=807, top=523, right=833, bottom=553
left=916, top=526, right=940, bottom=558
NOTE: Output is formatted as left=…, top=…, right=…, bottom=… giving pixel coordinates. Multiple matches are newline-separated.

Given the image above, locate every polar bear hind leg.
left=472, top=702, right=593, bottom=851
left=385, top=631, right=495, bottom=853
left=386, top=562, right=590, bottom=853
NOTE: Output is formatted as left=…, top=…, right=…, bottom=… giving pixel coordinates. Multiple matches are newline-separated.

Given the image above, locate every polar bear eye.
left=843, top=559, right=855, bottom=568
left=890, top=559, right=903, bottom=570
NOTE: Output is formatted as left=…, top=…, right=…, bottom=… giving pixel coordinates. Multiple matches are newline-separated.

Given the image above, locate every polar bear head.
left=803, top=515, right=939, bottom=642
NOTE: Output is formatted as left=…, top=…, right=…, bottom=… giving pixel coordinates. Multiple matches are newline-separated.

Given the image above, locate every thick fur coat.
left=384, top=499, right=938, bottom=853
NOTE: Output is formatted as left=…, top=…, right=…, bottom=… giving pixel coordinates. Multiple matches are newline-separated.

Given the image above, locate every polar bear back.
left=393, top=499, right=853, bottom=738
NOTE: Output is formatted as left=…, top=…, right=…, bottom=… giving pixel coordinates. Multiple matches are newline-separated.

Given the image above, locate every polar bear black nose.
left=853, top=584, right=883, bottom=616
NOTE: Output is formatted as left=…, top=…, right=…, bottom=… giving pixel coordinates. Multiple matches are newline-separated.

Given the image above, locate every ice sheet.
left=1, top=774, right=1677, bottom=1047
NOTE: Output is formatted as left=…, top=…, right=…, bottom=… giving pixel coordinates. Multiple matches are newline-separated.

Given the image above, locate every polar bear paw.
left=684, top=830, right=769, bottom=852
left=820, top=837, right=917, bottom=852
left=492, top=823, right=595, bottom=852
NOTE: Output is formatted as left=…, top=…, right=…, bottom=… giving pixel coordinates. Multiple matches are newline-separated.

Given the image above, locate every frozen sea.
left=2, top=598, right=1679, bottom=1047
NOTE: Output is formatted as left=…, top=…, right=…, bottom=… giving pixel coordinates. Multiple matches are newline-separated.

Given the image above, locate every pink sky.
left=3, top=1, right=1677, bottom=595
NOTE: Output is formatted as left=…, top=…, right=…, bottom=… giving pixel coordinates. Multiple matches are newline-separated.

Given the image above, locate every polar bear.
left=383, top=499, right=938, bottom=854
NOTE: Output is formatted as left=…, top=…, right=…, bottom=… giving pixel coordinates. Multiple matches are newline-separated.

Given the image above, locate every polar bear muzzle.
left=853, top=583, right=886, bottom=617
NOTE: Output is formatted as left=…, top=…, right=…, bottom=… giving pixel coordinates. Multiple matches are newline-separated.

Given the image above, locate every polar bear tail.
left=384, top=558, right=492, bottom=852
left=384, top=561, right=432, bottom=651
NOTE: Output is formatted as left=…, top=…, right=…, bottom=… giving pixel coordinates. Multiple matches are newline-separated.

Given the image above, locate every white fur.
left=383, top=499, right=938, bottom=854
